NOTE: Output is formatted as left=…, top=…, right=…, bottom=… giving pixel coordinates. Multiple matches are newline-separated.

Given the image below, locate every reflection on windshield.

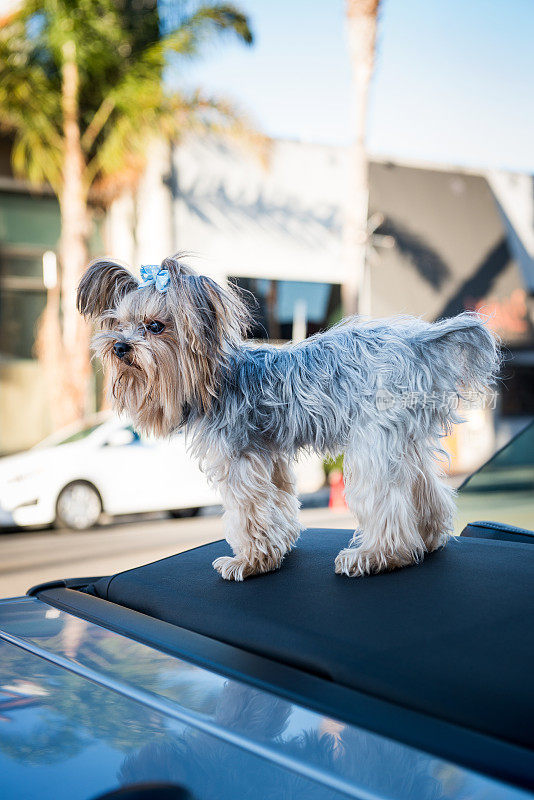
left=117, top=682, right=444, bottom=800
left=33, top=421, right=104, bottom=449
left=0, top=600, right=500, bottom=800
left=456, top=421, right=534, bottom=534
left=54, top=423, right=103, bottom=446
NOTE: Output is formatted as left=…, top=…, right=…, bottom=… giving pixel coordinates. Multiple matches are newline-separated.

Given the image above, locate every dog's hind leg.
left=412, top=442, right=455, bottom=553
left=272, top=455, right=302, bottom=549
left=212, top=452, right=299, bottom=581
left=335, top=433, right=426, bottom=577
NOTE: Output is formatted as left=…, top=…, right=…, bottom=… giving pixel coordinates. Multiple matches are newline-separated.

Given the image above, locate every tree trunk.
left=58, top=39, right=92, bottom=425
left=34, top=280, right=65, bottom=431
left=343, top=0, right=380, bottom=316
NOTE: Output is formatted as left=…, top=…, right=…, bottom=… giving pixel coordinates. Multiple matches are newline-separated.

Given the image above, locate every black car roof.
left=83, top=530, right=534, bottom=746
left=33, top=528, right=534, bottom=790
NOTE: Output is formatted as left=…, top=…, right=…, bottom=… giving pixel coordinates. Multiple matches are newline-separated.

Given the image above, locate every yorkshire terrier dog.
left=77, top=253, right=499, bottom=581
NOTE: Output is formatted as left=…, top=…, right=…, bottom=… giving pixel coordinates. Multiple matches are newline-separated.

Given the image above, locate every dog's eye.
left=147, top=320, right=164, bottom=334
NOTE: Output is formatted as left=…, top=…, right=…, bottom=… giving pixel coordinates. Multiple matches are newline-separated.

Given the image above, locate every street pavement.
left=0, top=506, right=354, bottom=599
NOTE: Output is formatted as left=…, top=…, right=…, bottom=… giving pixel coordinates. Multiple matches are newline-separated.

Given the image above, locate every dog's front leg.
left=213, top=452, right=297, bottom=581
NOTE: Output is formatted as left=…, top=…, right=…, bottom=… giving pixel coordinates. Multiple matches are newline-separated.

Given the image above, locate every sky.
left=1, top=0, right=532, bottom=172
left=181, top=0, right=534, bottom=174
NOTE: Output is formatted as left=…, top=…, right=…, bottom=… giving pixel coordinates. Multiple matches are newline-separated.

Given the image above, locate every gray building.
left=367, top=160, right=534, bottom=419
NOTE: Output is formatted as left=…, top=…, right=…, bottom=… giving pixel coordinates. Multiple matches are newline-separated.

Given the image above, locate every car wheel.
left=170, top=507, right=201, bottom=519
left=56, top=481, right=102, bottom=530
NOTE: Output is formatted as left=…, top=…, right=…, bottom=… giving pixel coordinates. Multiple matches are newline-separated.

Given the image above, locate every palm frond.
left=134, top=3, right=253, bottom=70
left=168, top=90, right=270, bottom=163
left=0, top=14, right=62, bottom=187
left=0, top=0, right=256, bottom=198
left=88, top=88, right=269, bottom=200
left=180, top=4, right=253, bottom=45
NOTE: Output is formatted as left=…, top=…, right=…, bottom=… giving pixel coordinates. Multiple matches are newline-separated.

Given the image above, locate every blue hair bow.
left=139, top=264, right=170, bottom=293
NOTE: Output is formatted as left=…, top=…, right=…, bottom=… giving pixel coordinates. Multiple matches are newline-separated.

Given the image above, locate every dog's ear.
left=77, top=258, right=139, bottom=318
left=163, top=253, right=250, bottom=343
left=163, top=254, right=250, bottom=411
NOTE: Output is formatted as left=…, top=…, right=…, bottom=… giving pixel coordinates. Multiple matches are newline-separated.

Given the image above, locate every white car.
left=0, top=414, right=325, bottom=530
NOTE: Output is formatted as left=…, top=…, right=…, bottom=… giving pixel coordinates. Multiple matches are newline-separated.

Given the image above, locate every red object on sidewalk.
left=328, top=469, right=348, bottom=512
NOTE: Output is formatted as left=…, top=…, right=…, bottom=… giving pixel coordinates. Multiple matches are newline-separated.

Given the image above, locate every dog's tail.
left=418, top=312, right=500, bottom=395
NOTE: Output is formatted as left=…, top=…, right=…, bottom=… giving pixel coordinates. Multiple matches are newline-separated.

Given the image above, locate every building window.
left=501, top=364, right=534, bottom=416
left=0, top=250, right=46, bottom=360
left=230, top=277, right=342, bottom=341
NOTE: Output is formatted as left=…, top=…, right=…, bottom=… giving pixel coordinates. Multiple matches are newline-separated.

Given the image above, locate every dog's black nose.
left=113, top=341, right=131, bottom=359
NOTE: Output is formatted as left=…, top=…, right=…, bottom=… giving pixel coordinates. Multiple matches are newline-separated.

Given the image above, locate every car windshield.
left=34, top=421, right=103, bottom=448
left=53, top=423, right=103, bottom=445
left=456, top=421, right=534, bottom=533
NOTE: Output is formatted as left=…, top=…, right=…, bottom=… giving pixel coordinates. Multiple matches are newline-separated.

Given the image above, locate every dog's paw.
left=335, top=545, right=423, bottom=577
left=334, top=547, right=393, bottom=577
left=424, top=531, right=450, bottom=553
left=213, top=554, right=282, bottom=581
left=335, top=548, right=368, bottom=577
left=212, top=555, right=258, bottom=581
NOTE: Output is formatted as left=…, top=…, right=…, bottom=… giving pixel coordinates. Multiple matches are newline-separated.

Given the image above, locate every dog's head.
left=77, top=253, right=249, bottom=436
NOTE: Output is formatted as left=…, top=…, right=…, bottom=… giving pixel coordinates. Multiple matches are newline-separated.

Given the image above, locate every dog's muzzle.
left=113, top=341, right=131, bottom=360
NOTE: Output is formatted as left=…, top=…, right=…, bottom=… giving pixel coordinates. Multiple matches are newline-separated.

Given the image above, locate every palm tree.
left=343, top=0, right=380, bottom=316
left=0, top=0, right=253, bottom=427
